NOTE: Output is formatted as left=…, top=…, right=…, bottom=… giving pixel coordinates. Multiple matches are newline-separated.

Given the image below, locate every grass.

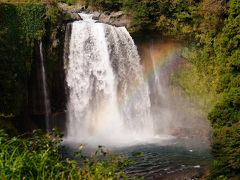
left=0, top=129, right=129, bottom=179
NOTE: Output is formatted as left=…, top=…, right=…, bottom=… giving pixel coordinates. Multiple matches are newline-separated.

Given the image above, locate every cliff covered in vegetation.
left=0, top=2, right=47, bottom=133
left=0, top=1, right=67, bottom=132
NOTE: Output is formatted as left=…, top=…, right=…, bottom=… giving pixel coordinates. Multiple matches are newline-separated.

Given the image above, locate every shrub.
left=210, top=122, right=240, bottom=179
left=57, top=0, right=77, bottom=6
left=208, top=88, right=240, bottom=128
left=0, top=129, right=128, bottom=179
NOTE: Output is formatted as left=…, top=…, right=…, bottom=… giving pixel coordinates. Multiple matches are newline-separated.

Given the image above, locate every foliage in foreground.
left=0, top=129, right=128, bottom=179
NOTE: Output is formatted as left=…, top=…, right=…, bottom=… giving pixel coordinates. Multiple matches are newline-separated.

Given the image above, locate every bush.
left=57, top=0, right=77, bottom=6
left=84, top=0, right=122, bottom=11
left=210, top=122, right=240, bottom=179
left=208, top=88, right=240, bottom=128
left=0, top=129, right=128, bottom=179
left=208, top=88, right=240, bottom=179
left=168, top=0, right=240, bottom=178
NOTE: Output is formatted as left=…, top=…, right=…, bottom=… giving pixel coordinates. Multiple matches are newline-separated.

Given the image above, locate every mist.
left=137, top=39, right=211, bottom=145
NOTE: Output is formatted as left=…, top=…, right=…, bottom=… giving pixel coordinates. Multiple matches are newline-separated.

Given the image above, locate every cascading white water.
left=39, top=42, right=50, bottom=131
left=65, top=14, right=154, bottom=145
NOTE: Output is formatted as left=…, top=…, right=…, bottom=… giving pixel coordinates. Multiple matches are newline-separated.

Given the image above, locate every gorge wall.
left=0, top=2, right=66, bottom=133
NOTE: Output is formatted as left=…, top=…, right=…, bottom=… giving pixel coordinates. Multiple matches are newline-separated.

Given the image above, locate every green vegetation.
left=197, top=1, right=239, bottom=178
left=0, top=1, right=63, bottom=131
left=82, top=0, right=200, bottom=37
left=0, top=3, right=46, bottom=124
left=0, top=129, right=128, bottom=179
left=172, top=0, right=240, bottom=178
left=208, top=89, right=240, bottom=179
left=57, top=0, right=77, bottom=5
left=171, top=62, right=218, bottom=116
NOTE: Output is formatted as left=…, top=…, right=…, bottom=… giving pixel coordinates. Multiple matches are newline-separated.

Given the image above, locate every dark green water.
left=63, top=136, right=212, bottom=179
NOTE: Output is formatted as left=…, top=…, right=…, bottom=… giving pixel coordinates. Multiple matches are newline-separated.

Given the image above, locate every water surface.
left=63, top=135, right=212, bottom=179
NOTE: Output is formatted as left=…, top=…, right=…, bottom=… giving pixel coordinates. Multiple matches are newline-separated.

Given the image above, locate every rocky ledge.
left=59, top=3, right=131, bottom=28
left=93, top=11, right=131, bottom=28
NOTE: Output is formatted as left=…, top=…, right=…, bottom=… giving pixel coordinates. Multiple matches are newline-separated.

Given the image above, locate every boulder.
left=110, top=11, right=124, bottom=18
left=62, top=7, right=131, bottom=28
left=98, top=12, right=110, bottom=23
left=92, top=11, right=101, bottom=20
left=98, top=11, right=131, bottom=28
left=70, top=12, right=81, bottom=21
left=110, top=14, right=131, bottom=28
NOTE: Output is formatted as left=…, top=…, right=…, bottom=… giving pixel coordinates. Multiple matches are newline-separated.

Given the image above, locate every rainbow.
left=121, top=41, right=182, bottom=108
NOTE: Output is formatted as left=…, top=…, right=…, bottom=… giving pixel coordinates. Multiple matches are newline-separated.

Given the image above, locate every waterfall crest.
left=65, top=14, right=153, bottom=145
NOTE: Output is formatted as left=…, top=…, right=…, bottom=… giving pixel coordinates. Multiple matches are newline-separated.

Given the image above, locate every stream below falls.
left=63, top=136, right=212, bottom=179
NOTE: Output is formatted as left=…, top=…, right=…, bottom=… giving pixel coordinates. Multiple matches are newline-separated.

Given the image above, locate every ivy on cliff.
left=0, top=2, right=62, bottom=131
left=0, top=4, right=45, bottom=116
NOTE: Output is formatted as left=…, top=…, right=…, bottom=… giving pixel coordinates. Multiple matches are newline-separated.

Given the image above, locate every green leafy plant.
left=0, top=129, right=129, bottom=179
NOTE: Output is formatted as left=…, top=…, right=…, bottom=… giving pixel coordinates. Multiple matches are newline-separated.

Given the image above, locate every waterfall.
left=39, top=42, right=51, bottom=132
left=64, top=14, right=154, bottom=145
